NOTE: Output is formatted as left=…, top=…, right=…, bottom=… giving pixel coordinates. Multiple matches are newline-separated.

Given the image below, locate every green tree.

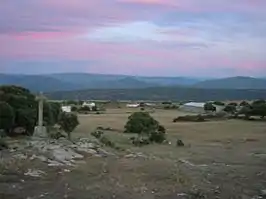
left=238, top=103, right=266, bottom=119
left=223, top=104, right=237, bottom=114
left=204, top=103, right=216, bottom=112
left=0, top=101, right=15, bottom=133
left=124, top=112, right=166, bottom=144
left=228, top=102, right=238, bottom=106
left=0, top=86, right=37, bottom=135
left=240, top=101, right=250, bottom=107
left=44, top=102, right=62, bottom=126
left=58, top=112, right=79, bottom=140
left=252, top=99, right=265, bottom=106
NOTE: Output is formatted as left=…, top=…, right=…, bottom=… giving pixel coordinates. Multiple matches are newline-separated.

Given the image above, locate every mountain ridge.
left=1, top=73, right=266, bottom=92
left=194, top=76, right=266, bottom=89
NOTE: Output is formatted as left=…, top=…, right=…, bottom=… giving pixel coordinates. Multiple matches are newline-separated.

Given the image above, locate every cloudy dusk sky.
left=0, top=0, right=266, bottom=77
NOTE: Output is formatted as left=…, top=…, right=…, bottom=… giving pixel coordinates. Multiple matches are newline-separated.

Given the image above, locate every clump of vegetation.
left=58, top=112, right=79, bottom=140
left=173, top=115, right=205, bottom=122
left=99, top=136, right=116, bottom=148
left=237, top=99, right=266, bottom=120
left=176, top=139, right=185, bottom=147
left=228, top=102, right=238, bottom=106
left=0, top=101, right=15, bottom=134
left=0, top=85, right=62, bottom=136
left=71, top=106, right=78, bottom=112
left=91, top=130, right=104, bottom=139
left=124, top=112, right=166, bottom=145
left=240, top=101, right=249, bottom=107
left=204, top=103, right=216, bottom=112
left=91, top=130, right=122, bottom=150
left=130, top=136, right=150, bottom=147
left=78, top=106, right=91, bottom=112
left=0, top=86, right=37, bottom=135
left=48, top=126, right=66, bottom=139
left=0, top=137, right=8, bottom=150
left=223, top=104, right=237, bottom=114
left=96, top=126, right=114, bottom=131
left=213, top=101, right=225, bottom=106
left=164, top=104, right=179, bottom=109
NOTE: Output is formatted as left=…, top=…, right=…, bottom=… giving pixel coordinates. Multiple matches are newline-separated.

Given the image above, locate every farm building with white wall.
left=126, top=103, right=140, bottom=108
left=82, top=102, right=96, bottom=108
left=179, top=102, right=225, bottom=114
left=179, top=102, right=206, bottom=113
left=61, top=106, right=71, bottom=113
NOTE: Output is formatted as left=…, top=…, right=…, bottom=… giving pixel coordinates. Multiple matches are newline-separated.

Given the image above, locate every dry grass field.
left=69, top=108, right=266, bottom=198
left=1, top=108, right=266, bottom=199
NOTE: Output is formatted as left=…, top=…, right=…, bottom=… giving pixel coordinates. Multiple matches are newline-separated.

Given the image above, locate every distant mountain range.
left=1, top=73, right=266, bottom=92
left=46, top=87, right=266, bottom=101
left=194, top=76, right=266, bottom=89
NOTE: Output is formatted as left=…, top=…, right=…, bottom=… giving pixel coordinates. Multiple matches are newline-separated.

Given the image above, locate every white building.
left=179, top=102, right=206, bottom=113
left=126, top=103, right=140, bottom=108
left=179, top=102, right=225, bottom=114
left=82, top=102, right=96, bottom=108
left=61, top=106, right=71, bottom=113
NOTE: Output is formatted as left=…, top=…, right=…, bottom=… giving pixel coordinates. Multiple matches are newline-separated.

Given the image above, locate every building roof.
left=182, top=102, right=205, bottom=108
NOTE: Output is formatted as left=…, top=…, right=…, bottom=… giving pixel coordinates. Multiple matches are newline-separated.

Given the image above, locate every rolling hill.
left=0, top=74, right=81, bottom=92
left=0, top=73, right=200, bottom=91
left=1, top=73, right=266, bottom=92
left=46, top=86, right=266, bottom=101
left=193, top=76, right=266, bottom=89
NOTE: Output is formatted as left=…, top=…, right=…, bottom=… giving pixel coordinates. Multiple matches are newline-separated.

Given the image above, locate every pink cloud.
left=0, top=0, right=265, bottom=76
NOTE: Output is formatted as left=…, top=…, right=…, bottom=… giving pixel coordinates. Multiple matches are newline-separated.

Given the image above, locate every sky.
left=0, top=0, right=266, bottom=77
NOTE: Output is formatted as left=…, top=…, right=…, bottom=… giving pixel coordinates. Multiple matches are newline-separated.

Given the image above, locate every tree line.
left=0, top=85, right=78, bottom=138
left=204, top=100, right=266, bottom=119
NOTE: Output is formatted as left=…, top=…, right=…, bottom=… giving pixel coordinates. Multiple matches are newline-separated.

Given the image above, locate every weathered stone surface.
left=33, top=126, right=48, bottom=138
left=24, top=169, right=45, bottom=178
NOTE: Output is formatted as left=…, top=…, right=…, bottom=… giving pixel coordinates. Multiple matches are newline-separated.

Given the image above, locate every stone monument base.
left=33, top=126, right=48, bottom=138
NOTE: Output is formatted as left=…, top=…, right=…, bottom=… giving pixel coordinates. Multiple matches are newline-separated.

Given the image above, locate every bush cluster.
left=124, top=112, right=166, bottom=146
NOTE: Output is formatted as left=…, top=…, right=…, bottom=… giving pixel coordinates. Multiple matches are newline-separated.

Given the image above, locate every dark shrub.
left=240, top=101, right=250, bottom=107
left=0, top=138, right=8, bottom=150
left=224, top=105, right=237, bottom=113
left=176, top=139, right=185, bottom=147
left=0, top=101, right=15, bottom=134
left=131, top=136, right=150, bottom=146
left=92, top=106, right=98, bottom=112
left=49, top=131, right=66, bottom=140
left=228, top=102, right=238, bottom=106
left=213, top=101, right=225, bottom=106
left=79, top=106, right=91, bottom=112
left=173, top=115, right=205, bottom=122
left=99, top=136, right=115, bottom=148
left=58, top=112, right=79, bottom=140
left=125, top=112, right=166, bottom=145
left=71, top=106, right=78, bottom=112
left=91, top=130, right=104, bottom=139
left=124, top=112, right=159, bottom=134
left=204, top=103, right=216, bottom=112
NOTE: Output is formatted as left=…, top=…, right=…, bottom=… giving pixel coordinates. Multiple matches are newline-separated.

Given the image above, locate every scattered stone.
left=124, top=152, right=147, bottom=159
left=24, top=169, right=45, bottom=178
left=13, top=153, right=28, bottom=160
left=52, top=148, right=84, bottom=163
left=48, top=160, right=64, bottom=167
left=64, top=169, right=71, bottom=173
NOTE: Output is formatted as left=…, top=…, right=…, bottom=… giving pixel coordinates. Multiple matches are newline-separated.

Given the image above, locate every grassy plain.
left=1, top=108, right=266, bottom=199
left=71, top=108, right=266, bottom=198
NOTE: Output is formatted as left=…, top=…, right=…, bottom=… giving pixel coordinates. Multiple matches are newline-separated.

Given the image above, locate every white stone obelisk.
left=33, top=92, right=47, bottom=137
